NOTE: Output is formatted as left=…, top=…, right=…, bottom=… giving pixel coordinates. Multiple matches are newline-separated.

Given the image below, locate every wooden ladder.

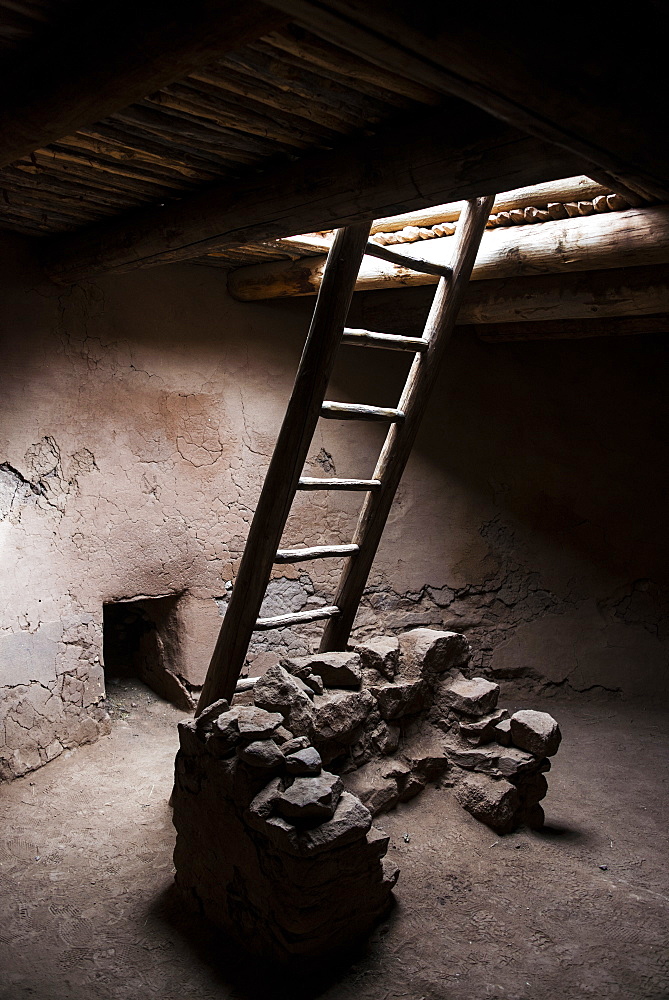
left=197, top=195, right=494, bottom=711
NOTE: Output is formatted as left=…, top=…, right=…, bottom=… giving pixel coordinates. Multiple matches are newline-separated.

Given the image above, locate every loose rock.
left=233, top=706, right=284, bottom=740
left=281, top=735, right=311, bottom=756
left=454, top=772, right=520, bottom=834
left=459, top=708, right=510, bottom=745
left=371, top=679, right=430, bottom=720
left=370, top=721, right=401, bottom=756
left=440, top=676, right=500, bottom=717
left=286, top=746, right=322, bottom=776
left=195, top=698, right=230, bottom=730
left=344, top=762, right=400, bottom=816
left=311, top=690, right=375, bottom=747
left=493, top=718, right=512, bottom=746
left=510, top=710, right=562, bottom=757
left=254, top=664, right=316, bottom=736
left=398, top=628, right=471, bottom=679
left=285, top=651, right=362, bottom=689
left=354, top=636, right=399, bottom=680
left=276, top=771, right=343, bottom=822
left=238, top=739, right=284, bottom=769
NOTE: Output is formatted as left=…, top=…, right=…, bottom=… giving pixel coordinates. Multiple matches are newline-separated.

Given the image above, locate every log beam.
left=342, top=265, right=669, bottom=332
left=0, top=0, right=286, bottom=170
left=261, top=0, right=669, bottom=200
left=472, top=314, right=669, bottom=342
left=42, top=105, right=581, bottom=283
left=227, top=207, right=669, bottom=300
left=370, top=176, right=610, bottom=234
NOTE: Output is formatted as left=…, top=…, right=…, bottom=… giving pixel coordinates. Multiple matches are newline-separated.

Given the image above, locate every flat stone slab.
left=276, top=771, right=343, bottom=822
left=238, top=739, right=284, bottom=768
left=459, top=708, right=510, bottom=745
left=447, top=740, right=536, bottom=779
left=285, top=651, right=362, bottom=689
left=371, top=679, right=429, bottom=720
left=510, top=710, right=562, bottom=757
left=232, top=706, right=284, bottom=740
left=441, top=676, right=500, bottom=717
left=286, top=746, right=322, bottom=776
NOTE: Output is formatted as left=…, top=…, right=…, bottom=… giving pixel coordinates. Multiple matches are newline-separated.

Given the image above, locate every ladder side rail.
left=197, top=221, right=372, bottom=712
left=319, top=195, right=495, bottom=653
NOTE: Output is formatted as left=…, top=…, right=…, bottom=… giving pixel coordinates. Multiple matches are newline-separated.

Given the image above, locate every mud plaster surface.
left=2, top=237, right=668, bottom=779
left=0, top=680, right=667, bottom=1000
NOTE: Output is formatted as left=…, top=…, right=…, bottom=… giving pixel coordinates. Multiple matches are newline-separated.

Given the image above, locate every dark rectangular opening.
left=102, top=595, right=194, bottom=711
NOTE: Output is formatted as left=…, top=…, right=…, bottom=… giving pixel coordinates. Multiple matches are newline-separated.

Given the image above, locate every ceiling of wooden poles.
left=0, top=10, right=442, bottom=267
left=0, top=1, right=665, bottom=282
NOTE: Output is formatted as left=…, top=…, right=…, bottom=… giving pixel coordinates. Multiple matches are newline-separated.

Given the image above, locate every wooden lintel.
left=42, top=104, right=581, bottom=284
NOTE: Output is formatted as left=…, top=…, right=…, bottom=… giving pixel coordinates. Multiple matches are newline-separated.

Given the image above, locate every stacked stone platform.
left=172, top=701, right=398, bottom=962
left=172, top=628, right=562, bottom=958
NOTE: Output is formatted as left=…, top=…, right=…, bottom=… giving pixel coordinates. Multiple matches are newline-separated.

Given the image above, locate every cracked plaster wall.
left=1, top=234, right=667, bottom=777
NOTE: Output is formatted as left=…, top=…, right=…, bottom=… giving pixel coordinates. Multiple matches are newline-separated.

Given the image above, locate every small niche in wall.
left=102, top=595, right=194, bottom=711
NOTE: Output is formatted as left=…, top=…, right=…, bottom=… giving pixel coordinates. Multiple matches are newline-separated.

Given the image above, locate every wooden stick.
left=341, top=329, right=428, bottom=351
left=196, top=221, right=371, bottom=712
left=364, top=241, right=451, bottom=277
left=255, top=606, right=340, bottom=630
left=319, top=195, right=494, bottom=652
left=320, top=401, right=404, bottom=421
left=297, top=477, right=382, bottom=490
left=274, top=544, right=359, bottom=563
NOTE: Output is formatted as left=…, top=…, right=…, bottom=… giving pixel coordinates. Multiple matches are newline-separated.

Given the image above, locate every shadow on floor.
left=151, top=883, right=396, bottom=1000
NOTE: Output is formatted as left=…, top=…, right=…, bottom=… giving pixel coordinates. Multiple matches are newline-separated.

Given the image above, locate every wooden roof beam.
left=43, top=103, right=582, bottom=283
left=341, top=264, right=669, bottom=332
left=227, top=206, right=669, bottom=299
left=260, top=0, right=669, bottom=202
left=0, top=0, right=286, bottom=170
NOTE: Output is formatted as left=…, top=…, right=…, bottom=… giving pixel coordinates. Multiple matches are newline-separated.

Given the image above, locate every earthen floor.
left=1, top=681, right=667, bottom=1000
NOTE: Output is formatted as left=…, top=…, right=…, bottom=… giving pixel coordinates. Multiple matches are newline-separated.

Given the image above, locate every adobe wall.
left=1, top=238, right=667, bottom=778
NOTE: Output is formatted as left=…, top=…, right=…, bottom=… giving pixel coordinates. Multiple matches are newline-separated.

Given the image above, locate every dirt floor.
left=1, top=679, right=667, bottom=1000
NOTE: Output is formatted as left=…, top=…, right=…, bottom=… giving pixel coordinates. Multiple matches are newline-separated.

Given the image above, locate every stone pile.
left=172, top=699, right=398, bottom=962
left=172, top=628, right=562, bottom=959
left=247, top=628, right=561, bottom=835
left=443, top=683, right=561, bottom=832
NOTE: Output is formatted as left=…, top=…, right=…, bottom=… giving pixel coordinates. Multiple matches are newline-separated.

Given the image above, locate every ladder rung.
left=275, top=543, right=359, bottom=563
left=321, top=401, right=404, bottom=422
left=255, top=605, right=340, bottom=630
left=297, top=477, right=382, bottom=491
left=342, top=329, right=428, bottom=352
left=365, top=241, right=452, bottom=278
